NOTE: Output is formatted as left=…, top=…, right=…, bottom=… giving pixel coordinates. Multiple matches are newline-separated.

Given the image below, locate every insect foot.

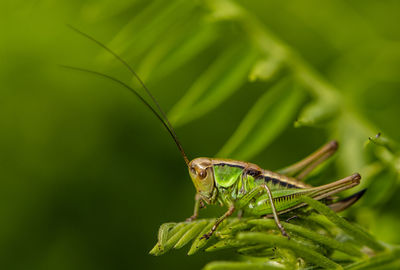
left=186, top=215, right=198, bottom=222
left=282, top=230, right=290, bottom=240
left=352, top=173, right=361, bottom=182
left=200, top=232, right=212, bottom=240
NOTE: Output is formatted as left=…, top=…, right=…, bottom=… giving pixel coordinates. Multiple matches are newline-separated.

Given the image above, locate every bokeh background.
left=1, top=0, right=400, bottom=269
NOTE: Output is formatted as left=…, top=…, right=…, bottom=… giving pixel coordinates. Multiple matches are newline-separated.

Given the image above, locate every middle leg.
left=261, top=183, right=289, bottom=239
left=235, top=183, right=290, bottom=239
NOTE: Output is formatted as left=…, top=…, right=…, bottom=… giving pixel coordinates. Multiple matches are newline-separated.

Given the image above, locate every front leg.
left=200, top=205, right=235, bottom=239
left=186, top=193, right=202, bottom=222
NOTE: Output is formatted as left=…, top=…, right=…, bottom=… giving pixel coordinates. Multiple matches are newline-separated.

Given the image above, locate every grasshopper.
left=65, top=26, right=365, bottom=240
left=187, top=143, right=362, bottom=239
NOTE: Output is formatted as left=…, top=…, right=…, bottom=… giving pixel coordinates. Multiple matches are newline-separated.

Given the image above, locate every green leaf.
left=249, top=56, right=283, bottom=82
left=344, top=248, right=400, bottom=270
left=151, top=213, right=399, bottom=268
left=168, top=43, right=259, bottom=126
left=135, top=18, right=200, bottom=82
left=158, top=222, right=176, bottom=250
left=217, top=218, right=252, bottom=237
left=203, top=261, right=287, bottom=270
left=217, top=78, right=305, bottom=160
left=174, top=220, right=208, bottom=249
left=109, top=0, right=191, bottom=60
left=237, top=232, right=343, bottom=269
left=153, top=23, right=219, bottom=80
left=300, top=196, right=384, bottom=252
left=205, top=238, right=243, bottom=252
left=249, top=219, right=363, bottom=258
left=294, top=98, right=338, bottom=127
left=187, top=220, right=216, bottom=255
left=150, top=222, right=196, bottom=255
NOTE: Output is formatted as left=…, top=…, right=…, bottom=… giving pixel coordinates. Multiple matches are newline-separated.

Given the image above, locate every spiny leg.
left=278, top=140, right=338, bottom=180
left=296, top=150, right=335, bottom=180
left=186, top=193, right=201, bottom=222
left=261, top=183, right=289, bottom=239
left=234, top=182, right=289, bottom=238
left=200, top=205, right=235, bottom=240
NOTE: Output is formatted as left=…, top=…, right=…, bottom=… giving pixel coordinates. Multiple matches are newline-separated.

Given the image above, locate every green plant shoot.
left=65, top=26, right=364, bottom=241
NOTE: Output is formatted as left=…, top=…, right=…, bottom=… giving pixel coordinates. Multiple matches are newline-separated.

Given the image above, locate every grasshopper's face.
left=189, top=158, right=215, bottom=202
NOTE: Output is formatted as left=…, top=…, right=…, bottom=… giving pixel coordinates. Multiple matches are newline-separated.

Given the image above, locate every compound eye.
left=198, top=170, right=207, bottom=179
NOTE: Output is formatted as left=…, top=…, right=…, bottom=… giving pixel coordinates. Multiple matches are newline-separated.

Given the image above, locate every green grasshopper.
left=66, top=26, right=365, bottom=240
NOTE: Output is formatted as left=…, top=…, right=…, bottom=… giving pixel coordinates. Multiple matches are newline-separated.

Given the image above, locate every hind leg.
left=278, top=140, right=338, bottom=180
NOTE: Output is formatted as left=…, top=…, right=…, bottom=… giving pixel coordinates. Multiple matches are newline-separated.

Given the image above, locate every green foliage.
left=150, top=198, right=399, bottom=269
left=97, top=0, right=400, bottom=177
left=216, top=79, right=305, bottom=159
left=118, top=1, right=400, bottom=268
left=2, top=0, right=400, bottom=269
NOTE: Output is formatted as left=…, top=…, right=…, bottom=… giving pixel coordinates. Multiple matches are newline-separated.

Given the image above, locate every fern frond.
left=150, top=198, right=399, bottom=269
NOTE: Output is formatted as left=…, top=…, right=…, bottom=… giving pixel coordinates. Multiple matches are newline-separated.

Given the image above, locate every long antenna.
left=67, top=25, right=189, bottom=166
left=61, top=65, right=190, bottom=166
left=67, top=25, right=177, bottom=141
left=61, top=45, right=190, bottom=166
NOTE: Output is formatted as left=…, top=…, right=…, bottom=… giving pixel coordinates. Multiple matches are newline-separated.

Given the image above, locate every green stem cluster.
left=150, top=198, right=399, bottom=269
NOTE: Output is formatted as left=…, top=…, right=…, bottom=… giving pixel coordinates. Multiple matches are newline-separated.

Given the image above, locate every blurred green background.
left=1, top=0, right=400, bottom=269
